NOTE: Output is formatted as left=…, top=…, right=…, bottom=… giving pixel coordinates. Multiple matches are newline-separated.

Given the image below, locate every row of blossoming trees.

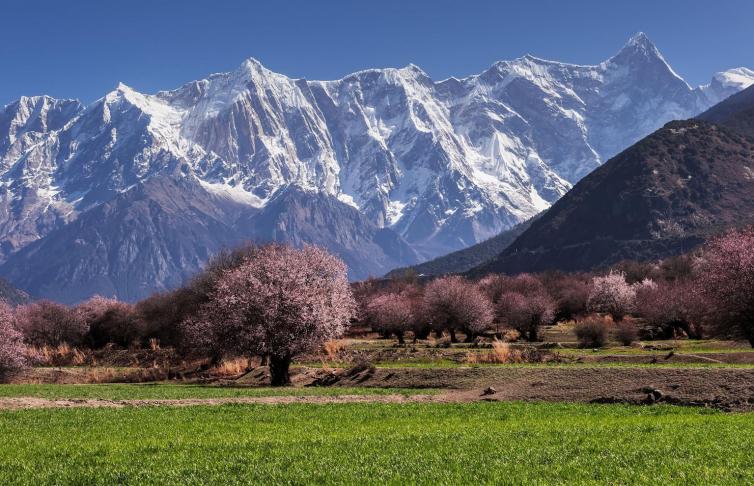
left=1, top=228, right=754, bottom=384
left=357, top=227, right=754, bottom=347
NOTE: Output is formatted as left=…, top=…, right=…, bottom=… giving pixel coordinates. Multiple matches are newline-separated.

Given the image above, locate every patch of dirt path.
left=0, top=393, right=468, bottom=411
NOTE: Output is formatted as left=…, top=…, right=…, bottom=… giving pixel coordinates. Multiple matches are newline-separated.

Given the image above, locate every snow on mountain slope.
left=0, top=33, right=751, bottom=300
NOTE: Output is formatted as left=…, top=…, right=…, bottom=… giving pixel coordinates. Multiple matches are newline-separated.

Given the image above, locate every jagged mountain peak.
left=608, top=32, right=685, bottom=82
left=0, top=34, right=751, bottom=301
left=624, top=31, right=654, bottom=49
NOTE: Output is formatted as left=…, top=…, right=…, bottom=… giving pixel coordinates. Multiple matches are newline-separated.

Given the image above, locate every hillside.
left=385, top=218, right=533, bottom=277
left=699, top=83, right=754, bottom=137
left=472, top=119, right=754, bottom=275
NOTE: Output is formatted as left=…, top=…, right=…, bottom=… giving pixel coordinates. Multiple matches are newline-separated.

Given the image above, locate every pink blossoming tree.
left=696, top=228, right=754, bottom=347
left=424, top=276, right=494, bottom=342
left=497, top=290, right=555, bottom=341
left=76, top=296, right=139, bottom=348
left=185, top=244, right=356, bottom=385
left=16, top=300, right=88, bottom=347
left=0, top=302, right=25, bottom=378
left=366, top=293, right=414, bottom=344
left=587, top=271, right=636, bottom=321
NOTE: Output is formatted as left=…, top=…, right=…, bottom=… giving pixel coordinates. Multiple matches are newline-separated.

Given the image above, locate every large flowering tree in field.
left=0, top=302, right=25, bottom=377
left=587, top=271, right=636, bottom=321
left=186, top=244, right=356, bottom=385
left=424, top=276, right=494, bottom=342
left=696, top=229, right=754, bottom=347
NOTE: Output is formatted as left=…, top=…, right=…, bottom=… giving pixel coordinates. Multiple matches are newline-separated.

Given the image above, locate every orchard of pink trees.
left=2, top=227, right=754, bottom=385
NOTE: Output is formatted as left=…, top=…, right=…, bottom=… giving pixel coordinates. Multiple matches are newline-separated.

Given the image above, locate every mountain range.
left=468, top=83, right=754, bottom=275
left=0, top=33, right=752, bottom=302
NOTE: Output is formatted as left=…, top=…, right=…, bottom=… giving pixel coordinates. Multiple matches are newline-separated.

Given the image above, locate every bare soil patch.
left=302, top=366, right=754, bottom=412
left=3, top=367, right=754, bottom=411
left=0, top=393, right=463, bottom=411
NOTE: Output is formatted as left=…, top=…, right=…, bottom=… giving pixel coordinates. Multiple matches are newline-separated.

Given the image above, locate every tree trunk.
left=269, top=355, right=292, bottom=386
left=464, top=330, right=475, bottom=343
left=529, top=327, right=538, bottom=342
left=449, top=329, right=458, bottom=343
left=415, top=327, right=431, bottom=340
left=396, top=331, right=405, bottom=345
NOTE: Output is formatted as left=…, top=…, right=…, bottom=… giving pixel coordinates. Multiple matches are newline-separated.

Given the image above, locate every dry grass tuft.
left=212, top=357, right=252, bottom=377
left=323, top=339, right=348, bottom=361
left=502, top=329, right=522, bottom=343
left=26, top=344, right=90, bottom=367
left=466, top=339, right=524, bottom=364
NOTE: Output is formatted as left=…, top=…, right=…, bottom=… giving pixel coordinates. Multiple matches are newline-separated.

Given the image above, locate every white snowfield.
left=0, top=32, right=752, bottom=260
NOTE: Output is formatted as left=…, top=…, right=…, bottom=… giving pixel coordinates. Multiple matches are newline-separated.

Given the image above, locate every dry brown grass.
left=149, top=338, right=160, bottom=351
left=26, top=344, right=90, bottom=367
left=502, top=329, right=522, bottom=343
left=212, top=357, right=252, bottom=377
left=465, top=339, right=524, bottom=364
left=323, top=339, right=348, bottom=361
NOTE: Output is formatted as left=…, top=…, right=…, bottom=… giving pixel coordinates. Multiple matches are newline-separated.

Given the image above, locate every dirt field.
left=3, top=366, right=753, bottom=411
left=7, top=331, right=754, bottom=412
left=246, top=364, right=754, bottom=411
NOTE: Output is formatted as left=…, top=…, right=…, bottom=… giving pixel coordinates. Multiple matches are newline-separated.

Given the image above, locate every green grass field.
left=0, top=384, right=433, bottom=400
left=2, top=401, right=753, bottom=484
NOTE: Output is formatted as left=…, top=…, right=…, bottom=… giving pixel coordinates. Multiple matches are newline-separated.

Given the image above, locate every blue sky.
left=1, top=0, right=752, bottom=105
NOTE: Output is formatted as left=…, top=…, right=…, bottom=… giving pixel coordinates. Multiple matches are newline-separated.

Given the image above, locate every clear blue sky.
left=2, top=0, right=752, bottom=106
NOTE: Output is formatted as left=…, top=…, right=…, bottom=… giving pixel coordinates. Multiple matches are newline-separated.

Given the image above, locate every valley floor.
left=5, top=330, right=754, bottom=484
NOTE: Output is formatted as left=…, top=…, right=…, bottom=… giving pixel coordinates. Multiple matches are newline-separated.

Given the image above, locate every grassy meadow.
left=1, top=401, right=753, bottom=484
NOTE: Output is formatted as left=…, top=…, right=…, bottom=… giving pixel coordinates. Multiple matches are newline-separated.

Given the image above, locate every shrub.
left=322, top=339, right=347, bottom=361
left=16, top=300, right=88, bottom=347
left=0, top=302, right=25, bottom=377
left=695, top=228, right=754, bottom=346
left=614, top=320, right=638, bottom=346
left=77, top=297, right=139, bottom=348
left=502, top=329, right=521, bottom=343
left=182, top=244, right=356, bottom=386
left=424, top=276, right=494, bottom=342
left=587, top=271, right=636, bottom=321
left=574, top=316, right=610, bottom=348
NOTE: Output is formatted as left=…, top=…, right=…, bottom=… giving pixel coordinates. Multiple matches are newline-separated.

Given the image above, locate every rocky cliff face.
left=0, top=33, right=751, bottom=301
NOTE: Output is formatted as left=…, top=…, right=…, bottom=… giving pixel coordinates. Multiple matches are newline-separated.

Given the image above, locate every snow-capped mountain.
left=0, top=33, right=751, bottom=302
